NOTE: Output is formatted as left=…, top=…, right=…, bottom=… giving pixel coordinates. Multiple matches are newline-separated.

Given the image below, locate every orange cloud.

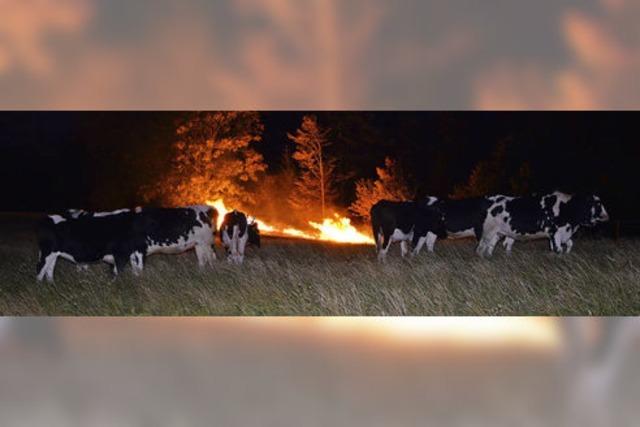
left=474, top=1, right=640, bottom=109
left=0, top=0, right=91, bottom=75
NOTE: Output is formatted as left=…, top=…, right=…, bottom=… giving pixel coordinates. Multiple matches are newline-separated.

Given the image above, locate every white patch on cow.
left=553, top=224, right=574, bottom=254
left=376, top=228, right=414, bottom=261
left=58, top=252, right=76, bottom=263
left=502, top=237, right=515, bottom=254
left=425, top=196, right=439, bottom=206
left=411, top=232, right=437, bottom=256
left=103, top=255, right=115, bottom=264
left=145, top=206, right=215, bottom=268
left=130, top=251, right=144, bottom=276
left=92, top=209, right=130, bottom=217
left=67, top=209, right=85, bottom=219
left=36, top=251, right=77, bottom=282
left=48, top=215, right=66, bottom=224
left=37, top=253, right=58, bottom=282
left=222, top=224, right=249, bottom=264
left=447, top=228, right=475, bottom=239
left=546, top=191, right=572, bottom=217
left=392, top=229, right=413, bottom=258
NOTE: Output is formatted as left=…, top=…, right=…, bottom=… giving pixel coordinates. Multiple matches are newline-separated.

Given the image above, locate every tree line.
left=71, top=112, right=638, bottom=225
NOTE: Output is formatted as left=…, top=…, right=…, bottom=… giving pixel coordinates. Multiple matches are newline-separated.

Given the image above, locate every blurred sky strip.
left=1, top=0, right=639, bottom=109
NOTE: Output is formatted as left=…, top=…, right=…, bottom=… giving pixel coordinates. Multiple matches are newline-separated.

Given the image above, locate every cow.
left=219, top=210, right=260, bottom=264
left=73, top=205, right=218, bottom=268
left=477, top=192, right=609, bottom=257
left=36, top=205, right=218, bottom=282
left=370, top=200, right=446, bottom=262
left=423, top=196, right=495, bottom=248
left=36, top=210, right=146, bottom=282
left=136, top=205, right=218, bottom=268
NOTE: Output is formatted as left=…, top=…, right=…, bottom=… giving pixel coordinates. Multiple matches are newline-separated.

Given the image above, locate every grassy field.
left=1, top=214, right=639, bottom=315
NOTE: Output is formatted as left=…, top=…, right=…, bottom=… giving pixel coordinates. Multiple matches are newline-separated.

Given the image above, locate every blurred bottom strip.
left=1, top=317, right=639, bottom=426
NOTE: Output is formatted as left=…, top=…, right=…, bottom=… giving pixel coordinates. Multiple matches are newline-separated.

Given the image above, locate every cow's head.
left=248, top=220, right=261, bottom=248
left=574, top=194, right=609, bottom=226
left=587, top=195, right=609, bottom=225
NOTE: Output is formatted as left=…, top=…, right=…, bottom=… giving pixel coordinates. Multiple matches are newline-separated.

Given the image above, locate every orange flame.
left=205, top=199, right=373, bottom=244
left=309, top=215, right=375, bottom=244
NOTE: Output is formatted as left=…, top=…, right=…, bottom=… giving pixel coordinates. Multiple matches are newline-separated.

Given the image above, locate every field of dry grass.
left=0, top=214, right=639, bottom=315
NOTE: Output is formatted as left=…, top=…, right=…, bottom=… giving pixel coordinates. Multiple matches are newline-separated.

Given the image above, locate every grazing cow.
left=370, top=200, right=446, bottom=261
left=477, top=192, right=609, bottom=257
left=219, top=210, right=260, bottom=264
left=36, top=211, right=145, bottom=282
left=36, top=205, right=218, bottom=282
left=137, top=205, right=218, bottom=268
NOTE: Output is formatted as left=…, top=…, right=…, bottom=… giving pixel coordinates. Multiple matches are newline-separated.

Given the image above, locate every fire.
left=309, top=215, right=375, bottom=244
left=206, top=199, right=229, bottom=229
left=205, top=198, right=373, bottom=244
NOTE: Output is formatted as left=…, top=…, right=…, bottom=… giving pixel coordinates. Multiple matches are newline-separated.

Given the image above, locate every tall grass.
left=1, top=219, right=638, bottom=315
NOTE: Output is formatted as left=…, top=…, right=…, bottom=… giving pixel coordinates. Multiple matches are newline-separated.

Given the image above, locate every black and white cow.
left=219, top=210, right=260, bottom=264
left=477, top=192, right=609, bottom=257
left=36, top=210, right=146, bottom=282
left=423, top=196, right=494, bottom=250
left=36, top=205, right=218, bottom=282
left=370, top=200, right=446, bottom=261
left=137, top=205, right=218, bottom=268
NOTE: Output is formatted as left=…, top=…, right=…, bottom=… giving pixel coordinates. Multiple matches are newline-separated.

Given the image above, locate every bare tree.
left=288, top=115, right=336, bottom=218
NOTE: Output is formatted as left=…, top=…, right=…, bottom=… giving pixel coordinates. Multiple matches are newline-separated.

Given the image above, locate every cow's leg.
left=477, top=230, right=499, bottom=258
left=476, top=235, right=492, bottom=257
left=485, top=233, right=501, bottom=257
left=130, top=251, right=144, bottom=276
left=378, top=231, right=393, bottom=262
left=400, top=241, right=409, bottom=258
left=411, top=235, right=426, bottom=257
left=195, top=244, right=215, bottom=268
left=113, top=254, right=128, bottom=278
left=552, top=232, right=564, bottom=254
left=502, top=237, right=515, bottom=255
left=426, top=232, right=437, bottom=252
left=565, top=238, right=574, bottom=254
left=37, top=252, right=57, bottom=283
left=230, top=225, right=241, bottom=264
left=237, top=234, right=248, bottom=264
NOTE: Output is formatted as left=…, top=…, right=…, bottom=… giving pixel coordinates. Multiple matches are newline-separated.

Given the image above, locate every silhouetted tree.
left=451, top=138, right=532, bottom=198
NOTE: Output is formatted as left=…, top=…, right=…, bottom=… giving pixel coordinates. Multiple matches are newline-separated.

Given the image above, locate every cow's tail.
left=371, top=217, right=386, bottom=253
left=35, top=217, right=55, bottom=274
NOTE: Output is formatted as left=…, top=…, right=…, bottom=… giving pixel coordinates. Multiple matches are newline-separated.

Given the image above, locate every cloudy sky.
left=1, top=0, right=638, bottom=109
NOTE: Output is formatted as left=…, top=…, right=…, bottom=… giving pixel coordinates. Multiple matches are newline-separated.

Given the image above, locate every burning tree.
left=349, top=157, right=413, bottom=221
left=289, top=115, right=337, bottom=218
left=148, top=112, right=266, bottom=206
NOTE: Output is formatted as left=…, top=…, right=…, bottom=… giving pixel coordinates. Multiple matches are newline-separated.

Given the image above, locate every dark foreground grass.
left=0, top=214, right=639, bottom=315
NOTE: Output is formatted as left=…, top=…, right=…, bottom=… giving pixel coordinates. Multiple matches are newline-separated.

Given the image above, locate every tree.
left=288, top=115, right=337, bottom=218
left=349, top=157, right=413, bottom=221
left=148, top=112, right=266, bottom=206
left=451, top=139, right=532, bottom=199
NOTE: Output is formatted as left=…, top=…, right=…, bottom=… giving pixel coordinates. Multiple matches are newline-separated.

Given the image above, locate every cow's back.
left=140, top=207, right=215, bottom=254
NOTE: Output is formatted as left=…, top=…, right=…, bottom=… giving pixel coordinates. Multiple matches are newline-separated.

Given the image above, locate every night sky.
left=1, top=112, right=639, bottom=225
